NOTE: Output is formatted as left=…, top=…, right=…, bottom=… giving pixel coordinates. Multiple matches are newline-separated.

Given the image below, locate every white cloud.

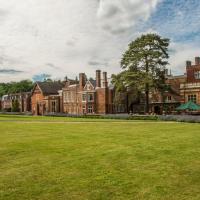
left=97, top=0, right=160, bottom=34
left=168, top=42, right=200, bottom=74
left=0, top=0, right=160, bottom=82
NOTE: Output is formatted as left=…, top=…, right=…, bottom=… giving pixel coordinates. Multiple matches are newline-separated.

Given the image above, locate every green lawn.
left=0, top=116, right=200, bottom=200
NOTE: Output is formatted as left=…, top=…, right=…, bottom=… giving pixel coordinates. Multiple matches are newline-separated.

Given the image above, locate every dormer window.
left=166, top=96, right=172, bottom=102
left=194, top=71, right=200, bottom=79
left=82, top=94, right=86, bottom=102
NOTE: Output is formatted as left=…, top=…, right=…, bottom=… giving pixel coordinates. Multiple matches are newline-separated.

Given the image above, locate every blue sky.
left=147, top=0, right=200, bottom=42
left=143, top=0, right=200, bottom=74
left=0, top=0, right=199, bottom=82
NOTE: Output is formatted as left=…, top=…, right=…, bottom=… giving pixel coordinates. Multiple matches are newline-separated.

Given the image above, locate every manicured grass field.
left=0, top=115, right=200, bottom=200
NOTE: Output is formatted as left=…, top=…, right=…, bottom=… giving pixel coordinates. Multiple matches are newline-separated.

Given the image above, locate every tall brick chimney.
left=96, top=70, right=101, bottom=88
left=186, top=60, right=192, bottom=67
left=65, top=80, right=70, bottom=88
left=102, top=72, right=108, bottom=88
left=79, top=73, right=86, bottom=90
left=195, top=57, right=200, bottom=65
left=64, top=76, right=70, bottom=88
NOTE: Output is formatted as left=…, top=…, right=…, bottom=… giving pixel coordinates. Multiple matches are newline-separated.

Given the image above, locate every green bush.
left=11, top=100, right=20, bottom=112
left=68, top=115, right=159, bottom=121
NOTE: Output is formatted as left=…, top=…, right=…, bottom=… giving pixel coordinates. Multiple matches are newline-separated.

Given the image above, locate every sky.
left=0, top=0, right=200, bottom=82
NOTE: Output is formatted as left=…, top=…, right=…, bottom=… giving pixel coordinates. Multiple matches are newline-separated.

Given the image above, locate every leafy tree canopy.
left=121, top=33, right=169, bottom=87
left=113, top=33, right=170, bottom=113
left=0, top=80, right=33, bottom=97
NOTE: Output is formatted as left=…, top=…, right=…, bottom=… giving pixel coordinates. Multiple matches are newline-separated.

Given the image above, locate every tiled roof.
left=90, top=79, right=96, bottom=88
left=37, top=81, right=64, bottom=95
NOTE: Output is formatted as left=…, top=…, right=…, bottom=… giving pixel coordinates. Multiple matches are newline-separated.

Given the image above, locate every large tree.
left=121, top=33, right=170, bottom=113
left=0, top=80, right=33, bottom=97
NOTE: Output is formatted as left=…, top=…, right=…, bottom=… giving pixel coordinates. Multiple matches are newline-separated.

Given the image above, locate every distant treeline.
left=0, top=80, right=34, bottom=97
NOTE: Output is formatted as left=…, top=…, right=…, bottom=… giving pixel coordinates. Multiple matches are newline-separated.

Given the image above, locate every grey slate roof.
left=90, top=79, right=96, bottom=88
left=37, top=81, right=64, bottom=95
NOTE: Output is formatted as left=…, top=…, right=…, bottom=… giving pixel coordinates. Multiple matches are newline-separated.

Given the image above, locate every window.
left=64, top=91, right=73, bottom=103
left=63, top=92, right=67, bottom=103
left=68, top=92, right=71, bottom=102
left=82, top=105, right=86, bottom=114
left=70, top=91, right=75, bottom=102
left=52, top=101, right=56, bottom=112
left=194, top=71, right=200, bottom=79
left=166, top=96, right=172, bottom=102
left=88, top=93, right=94, bottom=102
left=82, top=94, right=86, bottom=102
left=188, top=94, right=197, bottom=103
left=88, top=105, right=93, bottom=113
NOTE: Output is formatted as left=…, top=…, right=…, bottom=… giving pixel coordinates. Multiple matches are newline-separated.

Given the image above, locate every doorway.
left=154, top=106, right=161, bottom=115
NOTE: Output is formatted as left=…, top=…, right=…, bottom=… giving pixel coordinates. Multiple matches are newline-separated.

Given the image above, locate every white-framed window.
left=166, top=96, right=172, bottom=102
left=88, top=93, right=94, bottom=102
left=188, top=94, right=197, bottom=103
left=63, top=92, right=67, bottom=103
left=194, top=71, right=200, bottom=79
left=70, top=91, right=74, bottom=102
left=88, top=105, right=93, bottom=113
left=64, top=91, right=73, bottom=103
left=82, top=105, right=86, bottom=114
left=82, top=94, right=86, bottom=102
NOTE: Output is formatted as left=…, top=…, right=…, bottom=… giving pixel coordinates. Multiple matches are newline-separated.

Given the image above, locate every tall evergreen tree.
left=121, top=33, right=170, bottom=113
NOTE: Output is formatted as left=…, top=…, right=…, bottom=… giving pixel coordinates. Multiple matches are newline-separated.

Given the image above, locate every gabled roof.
left=36, top=81, right=64, bottom=95
left=84, top=80, right=95, bottom=90
left=89, top=79, right=96, bottom=88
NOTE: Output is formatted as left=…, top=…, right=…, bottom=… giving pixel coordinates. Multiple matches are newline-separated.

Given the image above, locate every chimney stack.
left=102, top=72, right=108, bottom=88
left=65, top=80, right=70, bottom=88
left=64, top=76, right=70, bottom=88
left=96, top=70, right=101, bottom=88
left=186, top=60, right=192, bottom=67
left=195, top=57, right=200, bottom=65
left=79, top=73, right=86, bottom=90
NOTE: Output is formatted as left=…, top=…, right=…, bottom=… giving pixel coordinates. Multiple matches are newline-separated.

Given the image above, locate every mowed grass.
left=0, top=116, right=200, bottom=200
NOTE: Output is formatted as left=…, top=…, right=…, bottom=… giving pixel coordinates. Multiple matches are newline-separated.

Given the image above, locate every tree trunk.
left=161, top=90, right=164, bottom=114
left=145, top=59, right=149, bottom=114
left=126, top=92, right=129, bottom=113
left=145, top=83, right=149, bottom=114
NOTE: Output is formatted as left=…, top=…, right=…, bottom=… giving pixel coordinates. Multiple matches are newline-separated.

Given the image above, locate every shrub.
left=11, top=100, right=20, bottom=112
left=159, top=115, right=200, bottom=123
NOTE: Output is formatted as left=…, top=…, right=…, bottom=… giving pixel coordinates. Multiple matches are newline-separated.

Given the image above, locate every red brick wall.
left=96, top=88, right=107, bottom=114
left=186, top=65, right=200, bottom=83
left=62, top=72, right=114, bottom=115
left=63, top=86, right=80, bottom=114
left=31, top=85, right=44, bottom=115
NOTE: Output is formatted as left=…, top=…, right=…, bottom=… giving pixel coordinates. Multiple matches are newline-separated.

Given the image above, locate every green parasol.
left=176, top=101, right=200, bottom=111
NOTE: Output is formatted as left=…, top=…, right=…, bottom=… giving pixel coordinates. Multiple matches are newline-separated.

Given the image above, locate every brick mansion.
left=31, top=70, right=115, bottom=115
left=1, top=56, right=200, bottom=115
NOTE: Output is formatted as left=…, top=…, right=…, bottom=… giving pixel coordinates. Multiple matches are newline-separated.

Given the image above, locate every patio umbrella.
left=176, top=101, right=200, bottom=111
